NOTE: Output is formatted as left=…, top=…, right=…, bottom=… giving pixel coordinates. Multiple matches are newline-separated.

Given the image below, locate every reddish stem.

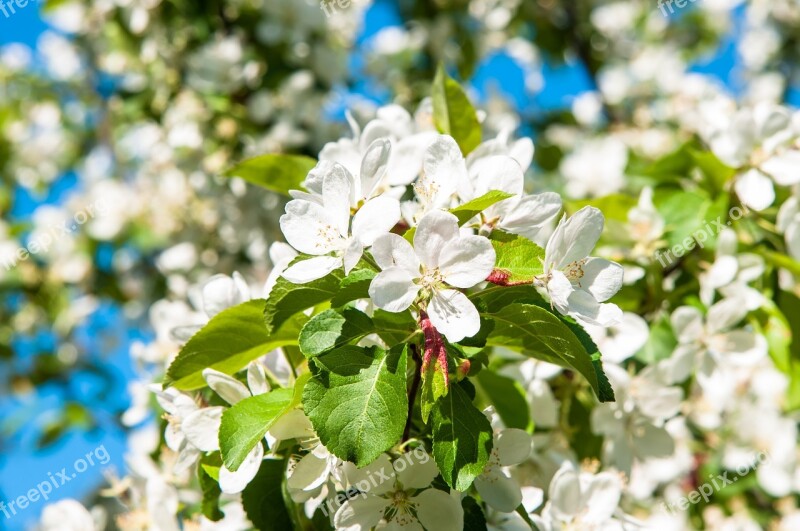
left=486, top=269, right=534, bottom=286
left=419, top=310, right=449, bottom=389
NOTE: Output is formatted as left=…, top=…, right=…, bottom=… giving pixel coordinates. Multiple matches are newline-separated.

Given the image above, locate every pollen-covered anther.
left=564, top=259, right=587, bottom=282
left=419, top=268, right=443, bottom=290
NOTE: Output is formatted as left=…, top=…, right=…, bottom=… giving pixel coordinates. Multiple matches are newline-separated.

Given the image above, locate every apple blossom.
left=368, top=209, right=495, bottom=342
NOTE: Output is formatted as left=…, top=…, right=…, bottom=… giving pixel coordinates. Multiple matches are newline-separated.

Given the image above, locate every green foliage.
left=241, top=459, right=293, bottom=531
left=165, top=300, right=300, bottom=390
left=303, top=345, right=408, bottom=466
left=198, top=453, right=224, bottom=522
left=219, top=391, right=288, bottom=471
left=263, top=266, right=343, bottom=334
left=482, top=302, right=614, bottom=402
left=489, top=231, right=546, bottom=284
left=451, top=191, right=514, bottom=225
left=299, top=308, right=375, bottom=358
left=431, top=381, right=494, bottom=491
left=223, top=154, right=317, bottom=196
left=420, top=354, right=449, bottom=424
left=462, top=496, right=489, bottom=531
left=476, top=369, right=531, bottom=431
left=432, top=64, right=482, bottom=156
left=219, top=385, right=301, bottom=471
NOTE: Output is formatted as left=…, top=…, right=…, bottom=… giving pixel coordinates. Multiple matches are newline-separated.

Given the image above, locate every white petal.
left=469, top=155, right=524, bottom=197
left=428, top=289, right=481, bottom=343
left=394, top=450, right=439, bottom=489
left=422, top=135, right=466, bottom=206
left=344, top=238, right=364, bottom=275
left=247, top=362, right=269, bottom=395
left=414, top=489, right=464, bottom=531
left=345, top=453, right=396, bottom=495
left=220, top=443, right=264, bottom=494
left=707, top=297, right=748, bottom=333
left=360, top=138, right=391, bottom=198
left=735, top=169, right=775, bottom=211
left=510, top=138, right=535, bottom=170
left=712, top=330, right=766, bottom=364
left=369, top=268, right=421, bottom=312
left=762, top=150, right=800, bottom=185
left=521, top=486, right=544, bottom=513
left=371, top=233, right=420, bottom=275
left=268, top=409, right=315, bottom=441
left=352, top=196, right=401, bottom=246
left=581, top=258, right=623, bottom=302
left=182, top=406, right=224, bottom=452
left=569, top=291, right=623, bottom=327
left=282, top=256, right=343, bottom=284
left=334, top=496, right=388, bottom=530
left=413, top=209, right=460, bottom=268
left=287, top=449, right=332, bottom=493
left=202, top=274, right=248, bottom=317
left=387, top=132, right=438, bottom=186
left=322, top=166, right=354, bottom=236
left=203, top=369, right=251, bottom=405
left=547, top=463, right=583, bottom=521
left=545, top=206, right=605, bottom=270
left=475, top=471, right=523, bottom=513
left=496, top=429, right=533, bottom=466
left=497, top=192, right=562, bottom=239
left=439, top=235, right=496, bottom=288
left=583, top=472, right=622, bottom=524
left=670, top=306, right=704, bottom=343
left=280, top=200, right=344, bottom=255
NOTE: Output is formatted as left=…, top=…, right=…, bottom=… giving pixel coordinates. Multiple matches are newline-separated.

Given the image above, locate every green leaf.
left=165, top=300, right=300, bottom=390
left=431, top=381, right=494, bottom=491
left=198, top=453, right=224, bottom=522
left=450, top=190, right=514, bottom=225
left=241, top=459, right=293, bottom=531
left=420, top=354, right=449, bottom=424
left=264, top=266, right=343, bottom=334
left=219, top=388, right=294, bottom=471
left=655, top=190, right=729, bottom=251
left=432, top=64, right=482, bottom=156
left=331, top=268, right=376, bottom=307
left=476, top=370, right=531, bottom=431
left=299, top=308, right=375, bottom=358
left=689, top=148, right=736, bottom=190
left=303, top=345, right=408, bottom=466
left=462, top=496, right=489, bottom=531
left=481, top=302, right=614, bottom=402
left=223, top=154, right=317, bottom=196
left=565, top=194, right=637, bottom=222
left=488, top=231, right=545, bottom=284
left=636, top=316, right=676, bottom=365
left=372, top=309, right=418, bottom=345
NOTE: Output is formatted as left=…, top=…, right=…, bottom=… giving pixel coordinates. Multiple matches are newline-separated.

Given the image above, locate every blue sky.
left=0, top=2, right=765, bottom=529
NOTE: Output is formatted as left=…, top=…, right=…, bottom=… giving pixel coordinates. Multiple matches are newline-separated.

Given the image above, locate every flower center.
left=564, top=259, right=587, bottom=283
left=414, top=175, right=439, bottom=204
left=420, top=268, right=443, bottom=290
left=315, top=224, right=341, bottom=248
left=385, top=489, right=418, bottom=526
